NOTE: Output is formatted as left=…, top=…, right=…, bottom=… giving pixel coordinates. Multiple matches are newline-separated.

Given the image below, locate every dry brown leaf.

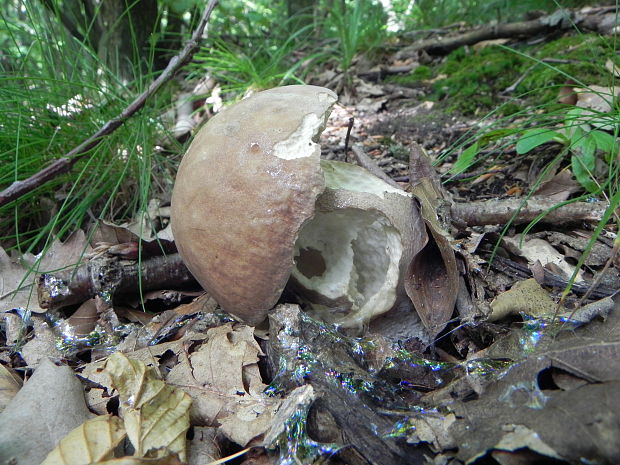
left=575, top=85, right=620, bottom=113
left=532, top=169, right=580, bottom=202
left=167, top=323, right=280, bottom=446
left=40, top=415, right=126, bottom=465
left=20, top=317, right=65, bottom=368
left=503, top=236, right=583, bottom=282
left=0, top=359, right=92, bottom=465
left=105, top=352, right=192, bottom=462
left=407, top=144, right=459, bottom=336
left=66, top=298, right=99, bottom=337
left=0, top=363, right=22, bottom=412
left=0, top=247, right=44, bottom=313
left=1, top=232, right=90, bottom=314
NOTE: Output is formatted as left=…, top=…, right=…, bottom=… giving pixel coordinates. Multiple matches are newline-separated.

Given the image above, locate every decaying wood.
left=37, top=253, right=197, bottom=310
left=395, top=7, right=620, bottom=59
left=0, top=0, right=218, bottom=208
left=487, top=254, right=616, bottom=299
left=451, top=197, right=607, bottom=226
left=396, top=15, right=561, bottom=58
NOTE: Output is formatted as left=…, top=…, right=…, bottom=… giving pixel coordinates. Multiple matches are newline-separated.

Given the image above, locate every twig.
left=503, top=58, right=575, bottom=94
left=0, top=0, right=219, bottom=208
left=350, top=144, right=402, bottom=189
left=343, top=117, right=354, bottom=163
left=487, top=254, right=616, bottom=299
left=444, top=167, right=507, bottom=182
left=574, top=237, right=620, bottom=309
left=451, top=197, right=607, bottom=226
left=37, top=253, right=198, bottom=310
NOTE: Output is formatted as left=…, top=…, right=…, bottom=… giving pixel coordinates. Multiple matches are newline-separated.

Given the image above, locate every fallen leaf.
left=1, top=232, right=91, bottom=314
left=0, top=358, right=92, bottom=465
left=66, top=298, right=100, bottom=337
left=187, top=427, right=222, bottom=465
left=0, top=247, right=44, bottom=313
left=0, top=363, right=22, bottom=412
left=503, top=236, right=583, bottom=282
left=407, top=143, right=459, bottom=335
left=105, top=352, right=192, bottom=462
left=575, top=85, right=620, bottom=113
left=20, top=317, right=65, bottom=368
left=447, top=307, right=620, bottom=463
left=489, top=278, right=557, bottom=321
left=166, top=323, right=281, bottom=446
left=532, top=169, right=580, bottom=202
left=40, top=415, right=126, bottom=465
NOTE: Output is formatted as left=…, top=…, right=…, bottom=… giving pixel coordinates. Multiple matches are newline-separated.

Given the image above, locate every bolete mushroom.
left=171, top=85, right=422, bottom=328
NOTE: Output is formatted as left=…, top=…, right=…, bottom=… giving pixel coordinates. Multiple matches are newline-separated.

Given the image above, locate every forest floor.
left=1, top=11, right=619, bottom=465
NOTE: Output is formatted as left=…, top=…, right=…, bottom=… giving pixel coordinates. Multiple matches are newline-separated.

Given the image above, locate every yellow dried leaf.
left=40, top=415, right=125, bottom=465
left=105, top=353, right=191, bottom=462
left=489, top=278, right=557, bottom=321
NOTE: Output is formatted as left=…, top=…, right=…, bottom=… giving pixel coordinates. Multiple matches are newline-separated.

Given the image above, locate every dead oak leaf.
left=166, top=323, right=280, bottom=446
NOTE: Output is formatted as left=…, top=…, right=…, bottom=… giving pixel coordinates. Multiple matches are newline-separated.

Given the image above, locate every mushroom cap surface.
left=171, top=85, right=337, bottom=324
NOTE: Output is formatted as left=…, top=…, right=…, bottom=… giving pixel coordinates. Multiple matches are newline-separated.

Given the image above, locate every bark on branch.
left=38, top=253, right=197, bottom=310
left=396, top=11, right=570, bottom=58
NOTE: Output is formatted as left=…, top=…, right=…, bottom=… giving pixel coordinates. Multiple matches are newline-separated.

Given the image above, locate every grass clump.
left=0, top=2, right=179, bottom=254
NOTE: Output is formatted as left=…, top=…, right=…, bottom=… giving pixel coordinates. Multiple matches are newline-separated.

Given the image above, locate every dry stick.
left=451, top=197, right=607, bottom=226
left=343, top=117, right=354, bottom=163
left=0, top=0, right=218, bottom=208
left=350, top=144, right=402, bottom=189
left=38, top=253, right=197, bottom=310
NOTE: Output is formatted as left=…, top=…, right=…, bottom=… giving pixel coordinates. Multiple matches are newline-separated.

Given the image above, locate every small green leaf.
left=571, top=131, right=597, bottom=164
left=590, top=130, right=618, bottom=161
left=516, top=128, right=563, bottom=154
left=571, top=152, right=598, bottom=193
left=450, top=141, right=480, bottom=175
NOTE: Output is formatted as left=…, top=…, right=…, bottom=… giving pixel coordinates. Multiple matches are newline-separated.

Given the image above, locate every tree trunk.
left=91, top=0, right=159, bottom=81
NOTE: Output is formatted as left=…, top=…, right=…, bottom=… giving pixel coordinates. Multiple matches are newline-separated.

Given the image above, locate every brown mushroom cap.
left=171, top=85, right=337, bottom=325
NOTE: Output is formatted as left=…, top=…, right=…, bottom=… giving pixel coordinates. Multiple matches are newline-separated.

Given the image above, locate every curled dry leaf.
left=40, top=415, right=126, bottom=465
left=104, top=352, right=192, bottom=462
left=407, top=143, right=459, bottom=335
left=66, top=298, right=100, bottom=337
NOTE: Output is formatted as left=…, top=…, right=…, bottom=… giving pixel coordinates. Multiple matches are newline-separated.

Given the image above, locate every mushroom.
left=171, top=85, right=422, bottom=328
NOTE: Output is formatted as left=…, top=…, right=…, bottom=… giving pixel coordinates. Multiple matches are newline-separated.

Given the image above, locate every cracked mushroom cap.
left=171, top=85, right=337, bottom=325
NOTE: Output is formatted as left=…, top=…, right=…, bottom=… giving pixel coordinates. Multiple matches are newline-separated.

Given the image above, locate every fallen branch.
left=0, top=0, right=218, bottom=208
left=38, top=253, right=197, bottom=310
left=396, top=11, right=568, bottom=58
left=451, top=197, right=607, bottom=226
